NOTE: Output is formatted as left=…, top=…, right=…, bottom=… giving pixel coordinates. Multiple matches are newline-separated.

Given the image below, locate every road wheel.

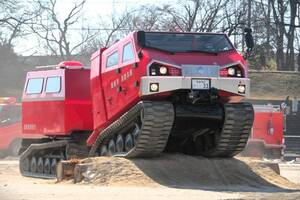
left=30, top=157, right=37, bottom=172
left=108, top=139, right=116, bottom=156
left=44, top=158, right=51, bottom=174
left=21, top=157, right=30, bottom=172
left=116, top=134, right=124, bottom=153
left=100, top=145, right=108, bottom=156
left=132, top=123, right=140, bottom=145
left=0, top=151, right=6, bottom=159
left=37, top=157, right=44, bottom=173
left=50, top=158, right=57, bottom=175
left=125, top=134, right=133, bottom=152
left=9, top=139, right=21, bottom=157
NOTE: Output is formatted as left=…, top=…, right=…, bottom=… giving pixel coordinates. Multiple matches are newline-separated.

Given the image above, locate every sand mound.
left=78, top=157, right=157, bottom=187
left=76, top=154, right=299, bottom=191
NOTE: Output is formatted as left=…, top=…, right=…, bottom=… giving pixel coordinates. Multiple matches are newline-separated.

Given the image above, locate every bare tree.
left=129, top=5, right=166, bottom=31
left=0, top=0, right=34, bottom=47
left=102, top=12, right=132, bottom=47
left=222, top=5, right=245, bottom=37
left=270, top=0, right=288, bottom=70
left=160, top=0, right=232, bottom=32
left=30, top=0, right=93, bottom=60
left=80, top=11, right=133, bottom=57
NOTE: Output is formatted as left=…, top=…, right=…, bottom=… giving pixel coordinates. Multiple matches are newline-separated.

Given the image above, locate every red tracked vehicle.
left=0, top=97, right=43, bottom=158
left=242, top=105, right=284, bottom=158
left=20, top=31, right=254, bottom=178
left=0, top=97, right=22, bottom=158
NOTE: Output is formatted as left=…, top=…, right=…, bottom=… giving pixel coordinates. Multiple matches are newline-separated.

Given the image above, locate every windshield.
left=139, top=32, right=234, bottom=53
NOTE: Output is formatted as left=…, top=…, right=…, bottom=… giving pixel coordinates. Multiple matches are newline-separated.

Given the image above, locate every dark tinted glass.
left=0, top=105, right=21, bottom=126
left=142, top=32, right=233, bottom=53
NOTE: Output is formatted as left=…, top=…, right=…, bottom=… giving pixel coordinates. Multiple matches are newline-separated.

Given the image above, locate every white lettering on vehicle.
left=23, top=124, right=36, bottom=130
left=111, top=69, right=133, bottom=89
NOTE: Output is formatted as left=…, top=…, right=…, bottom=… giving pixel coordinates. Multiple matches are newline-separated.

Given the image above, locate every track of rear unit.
left=19, top=101, right=253, bottom=179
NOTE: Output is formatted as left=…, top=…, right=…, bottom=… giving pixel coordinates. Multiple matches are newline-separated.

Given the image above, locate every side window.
left=26, top=78, right=44, bottom=94
left=106, top=51, right=119, bottom=67
left=122, top=42, right=134, bottom=63
left=1, top=105, right=21, bottom=126
left=45, top=77, right=61, bottom=93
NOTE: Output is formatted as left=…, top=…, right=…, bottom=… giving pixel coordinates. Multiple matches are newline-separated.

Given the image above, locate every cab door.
left=117, top=40, right=139, bottom=112
left=101, top=47, right=122, bottom=120
left=101, top=39, right=140, bottom=122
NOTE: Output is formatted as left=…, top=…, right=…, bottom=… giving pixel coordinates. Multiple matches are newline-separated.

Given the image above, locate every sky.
left=15, top=0, right=173, bottom=55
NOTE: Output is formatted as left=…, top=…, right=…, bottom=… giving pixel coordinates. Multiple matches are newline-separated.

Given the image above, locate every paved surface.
left=279, top=163, right=300, bottom=184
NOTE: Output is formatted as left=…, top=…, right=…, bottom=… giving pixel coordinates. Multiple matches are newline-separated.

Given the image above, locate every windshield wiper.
left=184, top=50, right=219, bottom=55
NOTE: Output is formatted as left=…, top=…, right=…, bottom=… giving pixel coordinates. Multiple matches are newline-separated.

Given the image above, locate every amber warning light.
left=0, top=97, right=17, bottom=104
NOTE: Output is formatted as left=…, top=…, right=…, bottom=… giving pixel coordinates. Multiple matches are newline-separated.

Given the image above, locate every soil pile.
left=76, top=154, right=300, bottom=191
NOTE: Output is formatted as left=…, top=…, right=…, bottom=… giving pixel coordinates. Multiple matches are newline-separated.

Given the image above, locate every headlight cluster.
left=219, top=65, right=243, bottom=77
left=149, top=63, right=181, bottom=76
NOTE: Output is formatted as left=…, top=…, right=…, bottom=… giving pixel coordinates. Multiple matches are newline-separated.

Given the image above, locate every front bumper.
left=140, top=76, right=250, bottom=98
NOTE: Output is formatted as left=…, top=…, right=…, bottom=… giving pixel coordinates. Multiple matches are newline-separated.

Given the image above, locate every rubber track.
left=19, top=140, right=68, bottom=179
left=202, top=102, right=254, bottom=157
left=89, top=101, right=175, bottom=158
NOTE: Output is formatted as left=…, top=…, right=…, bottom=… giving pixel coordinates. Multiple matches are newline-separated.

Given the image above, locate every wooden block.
left=56, top=159, right=80, bottom=182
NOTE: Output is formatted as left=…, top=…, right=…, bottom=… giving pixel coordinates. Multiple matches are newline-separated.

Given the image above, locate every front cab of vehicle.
left=135, top=31, right=250, bottom=103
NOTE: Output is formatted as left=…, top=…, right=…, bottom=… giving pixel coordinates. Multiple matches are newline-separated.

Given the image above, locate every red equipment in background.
left=242, top=104, right=284, bottom=158
left=0, top=97, right=22, bottom=157
left=0, top=97, right=43, bottom=158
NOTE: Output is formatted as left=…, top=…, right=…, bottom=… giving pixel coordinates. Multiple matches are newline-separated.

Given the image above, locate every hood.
left=144, top=49, right=248, bottom=77
left=145, top=49, right=246, bottom=67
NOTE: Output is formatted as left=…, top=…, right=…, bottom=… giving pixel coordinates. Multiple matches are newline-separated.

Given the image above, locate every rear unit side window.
left=106, top=51, right=119, bottom=67
left=122, top=42, right=134, bottom=62
left=26, top=78, right=44, bottom=94
left=45, top=76, right=61, bottom=93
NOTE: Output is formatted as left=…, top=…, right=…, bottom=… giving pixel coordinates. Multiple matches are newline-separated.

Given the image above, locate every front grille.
left=181, top=65, right=219, bottom=77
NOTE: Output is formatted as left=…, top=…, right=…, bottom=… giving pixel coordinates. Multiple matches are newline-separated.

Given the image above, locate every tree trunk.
left=271, top=0, right=286, bottom=71
left=285, top=0, right=297, bottom=71
left=266, top=0, right=271, bottom=58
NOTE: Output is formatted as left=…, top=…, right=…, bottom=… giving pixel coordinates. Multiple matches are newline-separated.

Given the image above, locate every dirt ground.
left=1, top=155, right=300, bottom=200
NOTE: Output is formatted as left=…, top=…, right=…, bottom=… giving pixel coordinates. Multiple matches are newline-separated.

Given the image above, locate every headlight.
left=150, top=83, right=159, bottom=92
left=227, top=67, right=236, bottom=76
left=159, top=66, right=168, bottom=75
left=238, top=85, right=246, bottom=94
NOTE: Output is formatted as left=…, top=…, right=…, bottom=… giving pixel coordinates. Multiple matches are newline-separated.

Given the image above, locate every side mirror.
left=137, top=31, right=145, bottom=47
left=137, top=31, right=146, bottom=47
